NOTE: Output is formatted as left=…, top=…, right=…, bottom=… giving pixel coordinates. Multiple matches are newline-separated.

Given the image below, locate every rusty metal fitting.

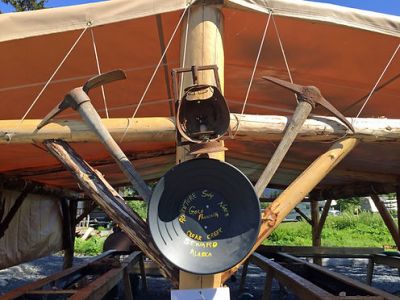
left=261, top=207, right=278, bottom=227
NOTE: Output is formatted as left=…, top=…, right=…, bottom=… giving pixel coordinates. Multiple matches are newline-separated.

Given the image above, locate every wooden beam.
left=2, top=114, right=400, bottom=144
left=274, top=252, right=398, bottom=299
left=44, top=140, right=179, bottom=286
left=251, top=253, right=333, bottom=300
left=222, top=137, right=358, bottom=282
left=0, top=174, right=81, bottom=199
left=317, top=182, right=397, bottom=200
left=370, top=193, right=400, bottom=250
left=228, top=152, right=398, bottom=185
left=257, top=245, right=383, bottom=258
left=1, top=250, right=116, bottom=299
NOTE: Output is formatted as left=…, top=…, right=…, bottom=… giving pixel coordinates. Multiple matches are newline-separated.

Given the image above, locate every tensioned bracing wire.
left=240, top=11, right=272, bottom=115
left=355, top=42, right=400, bottom=119
left=231, top=10, right=272, bottom=139
left=271, top=16, right=293, bottom=85
left=119, top=5, right=191, bottom=143
left=90, top=27, right=109, bottom=118
left=179, top=7, right=191, bottom=100
left=14, top=27, right=88, bottom=133
left=5, top=26, right=89, bottom=143
left=271, top=14, right=298, bottom=103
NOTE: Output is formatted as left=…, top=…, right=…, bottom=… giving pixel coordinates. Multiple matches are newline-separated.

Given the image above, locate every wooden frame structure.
left=1, top=0, right=400, bottom=298
left=1, top=250, right=147, bottom=300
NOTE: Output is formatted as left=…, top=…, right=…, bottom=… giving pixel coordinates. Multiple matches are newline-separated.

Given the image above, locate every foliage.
left=126, top=200, right=148, bottom=219
left=74, top=236, right=106, bottom=256
left=336, top=197, right=362, bottom=213
left=2, top=0, right=47, bottom=11
left=264, top=212, right=396, bottom=248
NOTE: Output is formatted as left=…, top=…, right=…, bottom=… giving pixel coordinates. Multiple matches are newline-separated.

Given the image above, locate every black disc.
left=148, top=158, right=260, bottom=275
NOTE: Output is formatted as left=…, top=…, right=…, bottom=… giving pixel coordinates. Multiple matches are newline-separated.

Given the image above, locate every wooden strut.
left=222, top=137, right=359, bottom=282
left=294, top=207, right=312, bottom=225
left=0, top=187, right=31, bottom=239
left=3, top=114, right=400, bottom=144
left=43, top=139, right=179, bottom=286
left=370, top=192, right=400, bottom=250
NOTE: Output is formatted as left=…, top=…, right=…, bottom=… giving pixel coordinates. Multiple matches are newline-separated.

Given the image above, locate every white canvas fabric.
left=0, top=0, right=400, bottom=42
left=0, top=190, right=63, bottom=269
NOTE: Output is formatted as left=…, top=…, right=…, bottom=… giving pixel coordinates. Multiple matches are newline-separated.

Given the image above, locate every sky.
left=0, top=0, right=400, bottom=16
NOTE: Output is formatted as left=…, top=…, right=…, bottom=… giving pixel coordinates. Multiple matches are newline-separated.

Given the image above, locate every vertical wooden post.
left=61, top=199, right=77, bottom=269
left=177, top=1, right=224, bottom=290
left=397, top=186, right=400, bottom=240
left=311, top=199, right=321, bottom=265
left=239, top=259, right=250, bottom=291
left=370, top=193, right=400, bottom=250
left=366, top=257, right=375, bottom=285
left=262, top=268, right=273, bottom=300
left=69, top=200, right=77, bottom=263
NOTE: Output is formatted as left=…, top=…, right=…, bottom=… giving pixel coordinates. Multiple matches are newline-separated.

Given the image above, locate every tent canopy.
left=1, top=0, right=399, bottom=191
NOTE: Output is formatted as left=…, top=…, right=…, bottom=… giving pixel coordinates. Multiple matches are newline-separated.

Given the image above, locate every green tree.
left=337, top=197, right=362, bottom=213
left=1, top=0, right=47, bottom=11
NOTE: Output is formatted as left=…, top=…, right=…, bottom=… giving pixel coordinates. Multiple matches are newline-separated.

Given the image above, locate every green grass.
left=264, top=212, right=396, bottom=248
left=74, top=236, right=106, bottom=256
left=126, top=200, right=147, bottom=219
left=74, top=210, right=396, bottom=255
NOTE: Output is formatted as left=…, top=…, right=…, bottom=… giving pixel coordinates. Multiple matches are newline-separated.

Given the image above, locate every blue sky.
left=0, top=0, right=399, bottom=16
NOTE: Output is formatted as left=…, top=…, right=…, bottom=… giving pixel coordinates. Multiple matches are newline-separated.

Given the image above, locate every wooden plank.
left=251, top=253, right=334, bottom=300
left=373, top=254, right=400, bottom=269
left=0, top=251, right=116, bottom=300
left=276, top=253, right=398, bottom=300
left=26, top=289, right=77, bottom=295
left=318, top=183, right=397, bottom=200
left=69, top=267, right=123, bottom=300
left=3, top=115, right=400, bottom=144
left=44, top=140, right=179, bottom=286
left=257, top=245, right=383, bottom=258
left=0, top=174, right=81, bottom=199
